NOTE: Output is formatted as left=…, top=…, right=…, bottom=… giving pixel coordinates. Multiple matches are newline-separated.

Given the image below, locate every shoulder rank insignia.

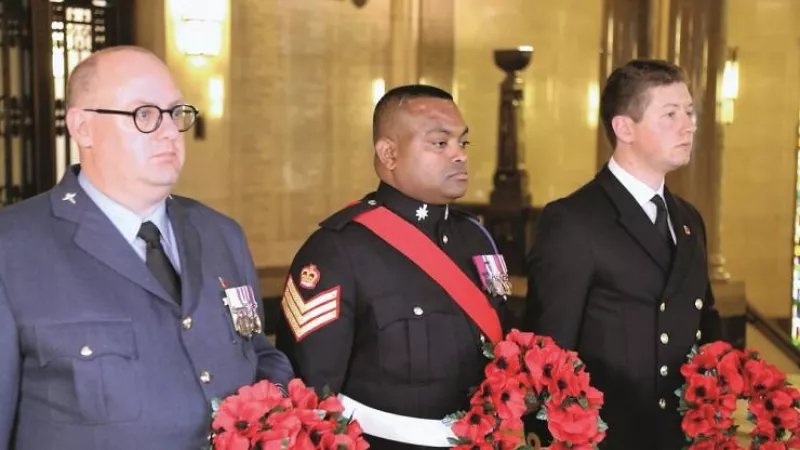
left=281, top=276, right=340, bottom=341
left=299, top=264, right=321, bottom=290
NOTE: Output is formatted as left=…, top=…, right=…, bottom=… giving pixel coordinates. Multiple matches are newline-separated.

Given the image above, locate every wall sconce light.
left=721, top=48, right=739, bottom=100
left=208, top=76, right=224, bottom=118
left=371, top=78, right=385, bottom=106
left=172, top=0, right=226, bottom=57
left=587, top=81, right=600, bottom=128
left=719, top=47, right=739, bottom=124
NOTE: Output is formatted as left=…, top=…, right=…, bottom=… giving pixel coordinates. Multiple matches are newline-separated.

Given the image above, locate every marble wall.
left=141, top=0, right=604, bottom=268
left=720, top=0, right=800, bottom=317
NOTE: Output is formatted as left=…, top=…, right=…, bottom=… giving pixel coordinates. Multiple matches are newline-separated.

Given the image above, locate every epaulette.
left=319, top=196, right=379, bottom=231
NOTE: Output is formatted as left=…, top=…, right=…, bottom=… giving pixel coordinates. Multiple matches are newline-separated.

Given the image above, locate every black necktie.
left=651, top=195, right=674, bottom=249
left=138, top=221, right=182, bottom=303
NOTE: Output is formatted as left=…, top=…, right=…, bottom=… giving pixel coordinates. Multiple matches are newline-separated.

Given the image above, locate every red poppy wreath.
left=446, top=329, right=607, bottom=450
left=677, top=341, right=800, bottom=449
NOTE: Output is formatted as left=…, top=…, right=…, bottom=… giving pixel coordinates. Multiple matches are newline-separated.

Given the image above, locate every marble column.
left=656, top=0, right=746, bottom=334
left=658, top=0, right=730, bottom=282
left=417, top=0, right=454, bottom=92
left=596, top=0, right=651, bottom=168
left=388, top=0, right=455, bottom=92
left=388, top=0, right=420, bottom=87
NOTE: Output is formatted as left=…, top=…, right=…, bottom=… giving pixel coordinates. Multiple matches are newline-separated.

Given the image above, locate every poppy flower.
left=684, top=374, right=720, bottom=405
left=288, top=378, right=320, bottom=410
left=681, top=403, right=717, bottom=438
left=452, top=405, right=495, bottom=443
left=547, top=402, right=602, bottom=445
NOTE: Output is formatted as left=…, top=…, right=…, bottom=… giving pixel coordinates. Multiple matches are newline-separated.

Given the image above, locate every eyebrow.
left=127, top=99, right=186, bottom=108
left=426, top=126, right=470, bottom=137
left=662, top=103, right=693, bottom=109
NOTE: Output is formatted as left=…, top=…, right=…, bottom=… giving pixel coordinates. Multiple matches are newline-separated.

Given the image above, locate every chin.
left=145, top=168, right=181, bottom=188
left=444, top=187, right=468, bottom=202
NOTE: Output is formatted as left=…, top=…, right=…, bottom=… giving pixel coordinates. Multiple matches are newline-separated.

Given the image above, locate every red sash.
left=353, top=206, right=503, bottom=344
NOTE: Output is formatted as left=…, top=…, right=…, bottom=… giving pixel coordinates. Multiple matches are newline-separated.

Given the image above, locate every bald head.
left=372, top=84, right=454, bottom=144
left=66, top=46, right=165, bottom=108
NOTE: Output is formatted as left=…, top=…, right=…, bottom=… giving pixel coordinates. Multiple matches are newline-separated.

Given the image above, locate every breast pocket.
left=34, top=319, right=141, bottom=424
left=372, top=293, right=467, bottom=383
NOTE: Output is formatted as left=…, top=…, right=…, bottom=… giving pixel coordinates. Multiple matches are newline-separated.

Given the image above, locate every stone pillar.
left=596, top=0, right=651, bottom=168
left=476, top=48, right=535, bottom=276
left=657, top=0, right=746, bottom=345
left=388, top=0, right=455, bottom=91
left=659, top=0, right=729, bottom=282
left=417, top=0, right=454, bottom=92
left=133, top=0, right=167, bottom=59
left=490, top=48, right=533, bottom=208
left=388, top=0, right=420, bottom=87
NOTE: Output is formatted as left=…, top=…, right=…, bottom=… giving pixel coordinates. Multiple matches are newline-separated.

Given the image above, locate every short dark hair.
left=372, top=84, right=453, bottom=143
left=600, top=59, right=687, bottom=148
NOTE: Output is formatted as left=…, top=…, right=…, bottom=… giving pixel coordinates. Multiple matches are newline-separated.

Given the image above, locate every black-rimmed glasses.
left=84, top=104, right=199, bottom=134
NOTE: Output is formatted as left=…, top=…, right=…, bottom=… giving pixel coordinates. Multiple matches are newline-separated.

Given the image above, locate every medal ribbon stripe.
left=473, top=255, right=492, bottom=291
left=493, top=254, right=507, bottom=273
left=485, top=255, right=503, bottom=282
left=235, top=285, right=257, bottom=308
left=281, top=277, right=341, bottom=340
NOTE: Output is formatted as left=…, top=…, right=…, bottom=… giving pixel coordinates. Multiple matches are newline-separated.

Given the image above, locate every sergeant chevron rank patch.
left=281, top=276, right=341, bottom=341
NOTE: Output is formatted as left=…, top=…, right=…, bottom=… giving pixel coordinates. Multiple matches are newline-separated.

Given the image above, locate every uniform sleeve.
left=275, top=229, right=355, bottom=394
left=233, top=224, right=294, bottom=388
left=524, top=201, right=594, bottom=350
left=0, top=276, right=19, bottom=447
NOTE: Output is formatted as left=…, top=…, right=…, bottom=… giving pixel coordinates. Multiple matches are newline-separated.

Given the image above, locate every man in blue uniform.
left=0, top=45, right=292, bottom=449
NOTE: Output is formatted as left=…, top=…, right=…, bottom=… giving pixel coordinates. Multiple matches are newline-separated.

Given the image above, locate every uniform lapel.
left=167, top=197, right=204, bottom=310
left=661, top=189, right=697, bottom=299
left=596, top=167, right=673, bottom=272
left=52, top=166, right=174, bottom=304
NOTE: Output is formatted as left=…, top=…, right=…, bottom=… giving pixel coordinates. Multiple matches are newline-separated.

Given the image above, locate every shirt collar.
left=607, top=157, right=665, bottom=206
left=77, top=171, right=170, bottom=245
left=373, top=182, right=449, bottom=233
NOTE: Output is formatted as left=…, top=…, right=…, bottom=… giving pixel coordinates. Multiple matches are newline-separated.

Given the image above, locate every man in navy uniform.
left=276, top=85, right=508, bottom=449
left=524, top=59, right=722, bottom=449
left=0, top=46, right=292, bottom=449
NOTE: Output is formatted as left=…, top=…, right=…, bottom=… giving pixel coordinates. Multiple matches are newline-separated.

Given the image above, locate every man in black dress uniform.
left=524, top=59, right=722, bottom=449
left=276, top=85, right=508, bottom=449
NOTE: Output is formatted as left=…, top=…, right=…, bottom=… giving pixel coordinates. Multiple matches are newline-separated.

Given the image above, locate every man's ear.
left=611, top=115, right=635, bottom=145
left=375, top=137, right=398, bottom=171
left=65, top=108, right=92, bottom=148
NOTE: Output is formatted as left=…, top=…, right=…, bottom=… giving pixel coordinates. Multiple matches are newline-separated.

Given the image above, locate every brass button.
left=442, top=235, right=449, bottom=244
left=413, top=306, right=423, bottom=316
left=79, top=345, right=93, bottom=357
left=695, top=298, right=703, bottom=310
left=659, top=302, right=666, bottom=312
left=659, top=398, right=666, bottom=409
left=696, top=330, right=702, bottom=340
left=182, top=316, right=193, bottom=330
left=367, top=200, right=377, bottom=206
left=660, top=365, right=668, bottom=377
left=660, top=333, right=669, bottom=344
left=199, top=370, right=212, bottom=384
